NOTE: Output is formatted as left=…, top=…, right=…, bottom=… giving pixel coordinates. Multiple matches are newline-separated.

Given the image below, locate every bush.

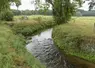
left=12, top=16, right=56, bottom=37
left=0, top=10, right=14, bottom=21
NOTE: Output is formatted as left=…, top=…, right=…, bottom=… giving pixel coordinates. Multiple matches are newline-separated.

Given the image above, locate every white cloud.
left=11, top=0, right=35, bottom=10
left=79, top=1, right=90, bottom=11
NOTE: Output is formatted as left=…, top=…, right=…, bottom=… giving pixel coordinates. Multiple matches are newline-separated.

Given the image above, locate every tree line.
left=0, top=0, right=95, bottom=23
left=12, top=9, right=53, bottom=16
left=12, top=9, right=95, bottom=16
left=75, top=9, right=95, bottom=16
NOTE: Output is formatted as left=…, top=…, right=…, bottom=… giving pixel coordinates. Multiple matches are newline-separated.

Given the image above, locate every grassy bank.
left=0, top=23, right=46, bottom=68
left=12, top=15, right=56, bottom=37
left=52, top=17, right=95, bottom=63
left=0, top=15, right=57, bottom=68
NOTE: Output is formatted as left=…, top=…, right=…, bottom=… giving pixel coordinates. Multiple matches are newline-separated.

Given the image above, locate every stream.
left=26, top=29, right=95, bottom=68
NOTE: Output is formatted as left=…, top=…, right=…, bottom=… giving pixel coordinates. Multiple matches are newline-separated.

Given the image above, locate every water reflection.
left=26, top=29, right=69, bottom=68
left=26, top=29, right=95, bottom=68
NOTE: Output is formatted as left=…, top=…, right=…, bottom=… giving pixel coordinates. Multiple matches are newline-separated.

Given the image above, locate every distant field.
left=14, top=16, right=95, bottom=24
left=14, top=15, right=53, bottom=21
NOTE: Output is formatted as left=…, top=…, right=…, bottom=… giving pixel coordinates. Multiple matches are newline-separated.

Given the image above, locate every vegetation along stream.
left=26, top=28, right=95, bottom=68
left=26, top=29, right=73, bottom=68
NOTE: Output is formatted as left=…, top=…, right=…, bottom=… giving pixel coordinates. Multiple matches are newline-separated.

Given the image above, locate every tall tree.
left=42, top=0, right=83, bottom=24
left=0, top=0, right=21, bottom=21
left=0, top=0, right=21, bottom=12
left=34, top=0, right=95, bottom=24
left=15, top=1, right=21, bottom=10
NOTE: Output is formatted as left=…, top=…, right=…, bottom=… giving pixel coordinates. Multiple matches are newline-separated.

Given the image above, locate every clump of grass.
left=52, top=17, right=95, bottom=63
left=0, top=15, right=56, bottom=68
left=0, top=24, right=46, bottom=68
left=12, top=16, right=56, bottom=37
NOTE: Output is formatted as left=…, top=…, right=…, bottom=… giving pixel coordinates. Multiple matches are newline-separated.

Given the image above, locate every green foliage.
left=35, top=0, right=95, bottom=24
left=53, top=0, right=77, bottom=24
left=15, top=0, right=21, bottom=10
left=12, top=10, right=21, bottom=15
left=12, top=16, right=56, bottom=36
left=12, top=9, right=52, bottom=15
left=0, top=10, right=14, bottom=21
left=44, top=0, right=82, bottom=24
left=0, top=16, right=56, bottom=68
left=0, top=0, right=21, bottom=21
left=0, top=24, right=46, bottom=68
left=0, top=0, right=21, bottom=11
left=52, top=17, right=95, bottom=63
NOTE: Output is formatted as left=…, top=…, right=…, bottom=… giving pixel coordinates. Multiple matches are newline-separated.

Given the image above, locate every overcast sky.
left=11, top=0, right=35, bottom=10
left=10, top=0, right=91, bottom=11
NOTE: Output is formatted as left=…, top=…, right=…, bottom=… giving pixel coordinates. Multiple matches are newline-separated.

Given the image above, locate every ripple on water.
left=26, top=29, right=74, bottom=68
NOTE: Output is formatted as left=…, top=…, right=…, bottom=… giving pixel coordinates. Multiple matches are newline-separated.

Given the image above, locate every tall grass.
left=52, top=17, right=95, bottom=63
left=12, top=16, right=56, bottom=37
left=0, top=24, right=46, bottom=68
left=0, top=15, right=57, bottom=68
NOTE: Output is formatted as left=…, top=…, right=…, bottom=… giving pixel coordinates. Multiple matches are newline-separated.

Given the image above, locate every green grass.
left=14, top=15, right=53, bottom=21
left=12, top=15, right=56, bottom=37
left=0, top=23, right=46, bottom=68
left=3, top=16, right=95, bottom=67
left=52, top=17, right=95, bottom=63
left=0, top=15, right=56, bottom=68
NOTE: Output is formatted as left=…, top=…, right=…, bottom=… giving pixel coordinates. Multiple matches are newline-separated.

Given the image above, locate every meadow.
left=1, top=16, right=95, bottom=68
left=0, top=15, right=55, bottom=68
left=0, top=15, right=57, bottom=68
left=0, top=23, right=46, bottom=68
left=53, top=17, right=95, bottom=63
left=12, top=15, right=56, bottom=37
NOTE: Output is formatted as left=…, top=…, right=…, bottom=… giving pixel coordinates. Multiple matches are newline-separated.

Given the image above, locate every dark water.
left=26, top=29, right=73, bottom=68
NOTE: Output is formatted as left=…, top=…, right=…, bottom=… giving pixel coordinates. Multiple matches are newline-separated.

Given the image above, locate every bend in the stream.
left=26, top=29, right=75, bottom=68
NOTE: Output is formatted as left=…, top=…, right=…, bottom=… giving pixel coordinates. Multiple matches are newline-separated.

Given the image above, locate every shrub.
left=12, top=16, right=56, bottom=37
left=0, top=10, right=14, bottom=21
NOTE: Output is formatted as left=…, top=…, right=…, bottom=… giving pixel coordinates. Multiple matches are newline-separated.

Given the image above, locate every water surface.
left=26, top=29, right=70, bottom=68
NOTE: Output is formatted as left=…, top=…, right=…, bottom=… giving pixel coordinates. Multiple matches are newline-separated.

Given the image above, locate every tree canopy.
left=0, top=0, right=95, bottom=22
left=0, top=0, right=21, bottom=12
left=44, top=0, right=83, bottom=24
left=0, top=0, right=21, bottom=21
left=43, top=0, right=95, bottom=24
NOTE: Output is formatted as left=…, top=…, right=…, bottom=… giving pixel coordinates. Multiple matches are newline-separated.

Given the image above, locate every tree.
left=15, top=1, right=21, bottom=10
left=34, top=0, right=83, bottom=24
left=34, top=0, right=95, bottom=24
left=0, top=0, right=21, bottom=11
left=0, top=0, right=21, bottom=21
left=0, top=10, right=14, bottom=21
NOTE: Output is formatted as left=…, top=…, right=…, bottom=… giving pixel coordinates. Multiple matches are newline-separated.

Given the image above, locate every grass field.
left=1, top=16, right=95, bottom=68
left=0, top=23, right=46, bottom=68
left=53, top=17, right=95, bottom=63
left=0, top=15, right=56, bottom=68
left=12, top=15, right=56, bottom=37
left=14, top=15, right=53, bottom=22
